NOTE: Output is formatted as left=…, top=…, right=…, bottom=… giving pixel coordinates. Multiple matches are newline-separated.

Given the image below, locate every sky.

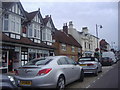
left=20, top=0, right=118, bottom=50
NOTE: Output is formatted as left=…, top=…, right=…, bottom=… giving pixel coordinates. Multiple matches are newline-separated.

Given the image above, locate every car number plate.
left=80, top=64, right=87, bottom=66
left=20, top=81, right=32, bottom=85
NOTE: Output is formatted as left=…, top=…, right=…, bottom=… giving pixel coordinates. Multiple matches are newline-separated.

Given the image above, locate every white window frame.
left=78, top=48, right=81, bottom=52
left=42, top=29, right=46, bottom=41
left=28, top=24, right=33, bottom=37
left=46, top=29, right=52, bottom=41
left=61, top=44, right=67, bottom=51
left=71, top=46, right=75, bottom=52
left=3, top=14, right=9, bottom=31
left=33, top=24, right=40, bottom=38
left=10, top=14, right=21, bottom=34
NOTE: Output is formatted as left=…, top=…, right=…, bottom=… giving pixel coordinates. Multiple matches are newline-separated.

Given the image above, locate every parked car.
left=0, top=74, right=17, bottom=90
left=14, top=56, right=84, bottom=89
left=78, top=57, right=102, bottom=76
left=100, top=57, right=113, bottom=66
left=102, top=51, right=117, bottom=63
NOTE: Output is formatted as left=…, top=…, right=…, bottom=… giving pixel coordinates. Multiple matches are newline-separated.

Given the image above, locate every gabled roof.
left=2, top=2, right=26, bottom=17
left=2, top=2, right=14, bottom=9
left=1, top=33, right=55, bottom=50
left=24, top=9, right=43, bottom=24
left=43, top=15, right=56, bottom=31
left=25, top=10, right=38, bottom=21
left=53, top=30, right=82, bottom=48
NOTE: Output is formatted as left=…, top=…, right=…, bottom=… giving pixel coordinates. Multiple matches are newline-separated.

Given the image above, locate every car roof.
left=80, top=57, right=96, bottom=58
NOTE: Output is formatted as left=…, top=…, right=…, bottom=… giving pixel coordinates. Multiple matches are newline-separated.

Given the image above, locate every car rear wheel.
left=57, top=76, right=65, bottom=90
left=79, top=69, right=84, bottom=82
left=94, top=68, right=98, bottom=76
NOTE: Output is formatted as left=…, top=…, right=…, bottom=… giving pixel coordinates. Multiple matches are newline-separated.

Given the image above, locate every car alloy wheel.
left=94, top=68, right=98, bottom=76
left=57, top=76, right=65, bottom=90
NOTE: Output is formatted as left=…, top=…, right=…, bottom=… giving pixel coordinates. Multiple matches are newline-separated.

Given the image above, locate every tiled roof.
left=25, top=11, right=38, bottom=21
left=1, top=33, right=55, bottom=50
left=53, top=30, right=82, bottom=48
left=43, top=17, right=49, bottom=26
left=2, top=2, right=14, bottom=9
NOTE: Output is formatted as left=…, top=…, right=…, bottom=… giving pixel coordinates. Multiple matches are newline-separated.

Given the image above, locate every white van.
left=102, top=51, right=117, bottom=63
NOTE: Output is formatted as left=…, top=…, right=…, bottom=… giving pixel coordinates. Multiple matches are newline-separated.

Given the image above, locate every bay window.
left=47, top=29, right=51, bottom=41
left=3, top=14, right=9, bottom=31
left=28, top=24, right=32, bottom=37
left=10, top=14, right=21, bottom=34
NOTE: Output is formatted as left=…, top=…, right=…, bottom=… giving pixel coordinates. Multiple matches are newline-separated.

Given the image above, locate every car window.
left=95, top=58, right=98, bottom=62
left=25, top=58, right=53, bottom=66
left=65, top=57, right=76, bottom=65
left=57, top=57, right=68, bottom=65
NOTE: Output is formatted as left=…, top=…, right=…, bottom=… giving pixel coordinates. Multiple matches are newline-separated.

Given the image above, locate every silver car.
left=78, top=57, right=102, bottom=76
left=14, top=56, right=84, bottom=89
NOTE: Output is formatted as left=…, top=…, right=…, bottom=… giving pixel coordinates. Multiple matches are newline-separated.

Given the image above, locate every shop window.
left=29, top=53, right=36, bottom=60
left=1, top=51, right=8, bottom=68
left=13, top=52, right=19, bottom=63
left=21, top=51, right=28, bottom=66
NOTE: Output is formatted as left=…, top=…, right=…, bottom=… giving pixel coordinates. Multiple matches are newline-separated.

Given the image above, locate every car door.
left=65, top=57, right=80, bottom=82
left=58, top=57, right=72, bottom=83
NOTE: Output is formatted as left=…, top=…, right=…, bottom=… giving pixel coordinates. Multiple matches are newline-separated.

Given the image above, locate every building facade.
left=66, top=21, right=99, bottom=56
left=1, top=1, right=55, bottom=73
left=100, top=39, right=111, bottom=52
left=53, top=24, right=82, bottom=61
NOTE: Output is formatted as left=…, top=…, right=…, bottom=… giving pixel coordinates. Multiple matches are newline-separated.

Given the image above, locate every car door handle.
left=72, top=68, right=74, bottom=69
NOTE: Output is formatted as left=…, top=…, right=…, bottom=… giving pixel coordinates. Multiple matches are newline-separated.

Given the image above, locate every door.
left=1, top=50, right=9, bottom=73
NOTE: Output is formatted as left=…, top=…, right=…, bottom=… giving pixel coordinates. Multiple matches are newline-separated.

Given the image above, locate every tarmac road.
left=65, top=61, right=119, bottom=89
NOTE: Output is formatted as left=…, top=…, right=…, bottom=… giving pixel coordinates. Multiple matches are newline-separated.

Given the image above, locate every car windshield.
left=79, top=58, right=95, bottom=61
left=25, top=58, right=53, bottom=66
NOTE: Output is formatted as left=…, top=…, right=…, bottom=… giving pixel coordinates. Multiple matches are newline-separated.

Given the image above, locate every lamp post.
left=96, top=24, right=102, bottom=49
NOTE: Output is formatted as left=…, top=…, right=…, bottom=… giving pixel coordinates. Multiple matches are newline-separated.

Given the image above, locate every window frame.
left=61, top=44, right=67, bottom=51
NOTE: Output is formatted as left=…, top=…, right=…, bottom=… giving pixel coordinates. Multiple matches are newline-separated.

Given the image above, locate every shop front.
left=28, top=48, right=50, bottom=61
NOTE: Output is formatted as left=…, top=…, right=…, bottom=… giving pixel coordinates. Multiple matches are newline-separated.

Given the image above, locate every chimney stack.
left=63, top=23, right=68, bottom=34
left=82, top=27, right=88, bottom=34
left=69, top=21, right=73, bottom=29
left=45, top=15, right=49, bottom=18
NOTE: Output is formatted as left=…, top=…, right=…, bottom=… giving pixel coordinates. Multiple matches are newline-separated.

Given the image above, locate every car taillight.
left=109, top=59, right=112, bottom=62
left=37, top=68, right=52, bottom=76
left=15, top=70, right=19, bottom=75
left=87, top=63, right=94, bottom=66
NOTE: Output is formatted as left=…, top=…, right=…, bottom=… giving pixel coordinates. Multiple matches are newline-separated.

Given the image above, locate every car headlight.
left=8, top=76, right=15, bottom=85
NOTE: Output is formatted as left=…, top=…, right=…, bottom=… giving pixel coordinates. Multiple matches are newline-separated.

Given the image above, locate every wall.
left=54, top=42, right=79, bottom=61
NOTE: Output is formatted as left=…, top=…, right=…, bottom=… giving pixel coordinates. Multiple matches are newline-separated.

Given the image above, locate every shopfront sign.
left=1, top=46, right=15, bottom=50
left=15, top=47, right=20, bottom=52
left=28, top=48, right=36, bottom=53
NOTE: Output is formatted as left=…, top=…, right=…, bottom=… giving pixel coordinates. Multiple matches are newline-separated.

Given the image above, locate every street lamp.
left=96, top=24, right=102, bottom=49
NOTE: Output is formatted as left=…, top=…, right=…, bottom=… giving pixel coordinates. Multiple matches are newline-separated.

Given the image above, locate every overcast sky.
left=20, top=0, right=118, bottom=50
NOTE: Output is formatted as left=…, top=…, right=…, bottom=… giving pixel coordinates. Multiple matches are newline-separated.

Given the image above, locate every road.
left=65, top=61, right=119, bottom=89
